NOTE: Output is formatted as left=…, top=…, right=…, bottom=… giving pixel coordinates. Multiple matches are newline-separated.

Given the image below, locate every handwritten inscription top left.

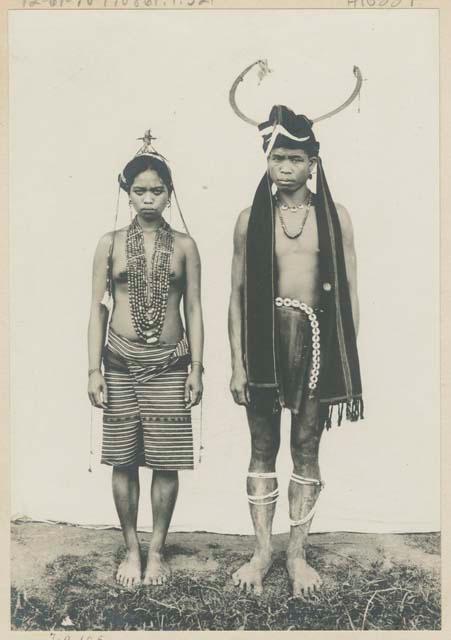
left=22, top=0, right=214, bottom=9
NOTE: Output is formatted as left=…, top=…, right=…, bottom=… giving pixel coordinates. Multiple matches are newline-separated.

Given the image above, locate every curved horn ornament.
left=228, top=61, right=363, bottom=126
left=229, top=59, right=272, bottom=126
left=311, top=65, right=363, bottom=123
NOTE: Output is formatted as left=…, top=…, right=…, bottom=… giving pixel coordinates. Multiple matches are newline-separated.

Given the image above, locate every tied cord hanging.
left=101, top=184, right=122, bottom=312
left=88, top=405, right=94, bottom=473
left=91, top=184, right=122, bottom=473
left=198, top=398, right=204, bottom=464
left=172, top=184, right=190, bottom=236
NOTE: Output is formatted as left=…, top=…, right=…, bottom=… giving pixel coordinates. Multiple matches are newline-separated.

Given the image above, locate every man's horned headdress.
left=229, top=59, right=362, bottom=127
left=230, top=60, right=362, bottom=158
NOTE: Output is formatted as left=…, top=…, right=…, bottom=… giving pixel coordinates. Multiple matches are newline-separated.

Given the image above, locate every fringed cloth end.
left=321, top=397, right=364, bottom=430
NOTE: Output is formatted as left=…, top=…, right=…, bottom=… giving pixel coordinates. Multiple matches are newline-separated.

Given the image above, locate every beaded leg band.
left=247, top=471, right=279, bottom=506
left=289, top=472, right=325, bottom=527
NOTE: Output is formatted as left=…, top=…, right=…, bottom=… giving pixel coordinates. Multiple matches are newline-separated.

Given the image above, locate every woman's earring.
left=308, top=173, right=312, bottom=180
left=129, top=201, right=134, bottom=222
left=167, top=199, right=172, bottom=224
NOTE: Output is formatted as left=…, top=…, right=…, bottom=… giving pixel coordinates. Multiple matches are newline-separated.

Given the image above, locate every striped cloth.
left=101, top=328, right=193, bottom=471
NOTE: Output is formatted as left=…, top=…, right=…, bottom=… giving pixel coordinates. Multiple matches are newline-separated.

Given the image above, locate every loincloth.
left=275, top=297, right=322, bottom=415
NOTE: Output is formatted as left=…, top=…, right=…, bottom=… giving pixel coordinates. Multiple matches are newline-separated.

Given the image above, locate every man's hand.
left=230, top=366, right=250, bottom=406
left=88, top=370, right=108, bottom=409
left=185, top=370, right=203, bottom=409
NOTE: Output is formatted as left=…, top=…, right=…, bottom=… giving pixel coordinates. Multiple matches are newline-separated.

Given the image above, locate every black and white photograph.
left=4, top=0, right=444, bottom=634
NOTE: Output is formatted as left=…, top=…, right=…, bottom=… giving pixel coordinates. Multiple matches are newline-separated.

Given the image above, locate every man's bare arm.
left=336, top=204, right=360, bottom=337
left=228, top=208, right=251, bottom=405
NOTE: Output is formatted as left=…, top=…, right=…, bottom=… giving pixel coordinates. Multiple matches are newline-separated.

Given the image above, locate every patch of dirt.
left=11, top=522, right=440, bottom=606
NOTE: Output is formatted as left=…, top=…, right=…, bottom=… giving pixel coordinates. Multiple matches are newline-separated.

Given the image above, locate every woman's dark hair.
left=120, top=155, right=173, bottom=195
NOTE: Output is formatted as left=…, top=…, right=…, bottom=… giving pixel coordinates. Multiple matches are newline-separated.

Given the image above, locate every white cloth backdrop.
left=10, top=9, right=439, bottom=534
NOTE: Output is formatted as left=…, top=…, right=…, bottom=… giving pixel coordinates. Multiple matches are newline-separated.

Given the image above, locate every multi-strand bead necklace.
left=126, top=215, right=174, bottom=343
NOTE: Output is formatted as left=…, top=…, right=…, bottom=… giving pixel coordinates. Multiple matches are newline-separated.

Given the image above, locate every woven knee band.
left=248, top=471, right=277, bottom=479
left=289, top=503, right=317, bottom=527
left=290, top=472, right=325, bottom=489
left=289, top=473, right=324, bottom=526
left=247, top=487, right=279, bottom=505
left=247, top=472, right=278, bottom=505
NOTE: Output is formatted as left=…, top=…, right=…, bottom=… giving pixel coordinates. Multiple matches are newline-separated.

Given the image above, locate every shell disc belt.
left=274, top=296, right=320, bottom=395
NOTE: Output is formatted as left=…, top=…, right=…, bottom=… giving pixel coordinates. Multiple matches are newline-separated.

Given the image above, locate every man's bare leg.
left=232, top=407, right=281, bottom=595
left=286, top=397, right=325, bottom=598
left=143, top=470, right=179, bottom=585
left=112, top=465, right=142, bottom=587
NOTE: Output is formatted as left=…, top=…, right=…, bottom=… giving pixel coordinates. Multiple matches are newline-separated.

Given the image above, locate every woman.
left=88, top=132, right=204, bottom=588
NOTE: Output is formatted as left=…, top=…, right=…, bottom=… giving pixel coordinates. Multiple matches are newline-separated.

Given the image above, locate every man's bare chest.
left=274, top=210, right=319, bottom=260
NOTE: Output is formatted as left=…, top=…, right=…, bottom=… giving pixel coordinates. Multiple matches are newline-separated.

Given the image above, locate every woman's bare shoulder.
left=173, top=231, right=200, bottom=258
left=95, top=227, right=126, bottom=257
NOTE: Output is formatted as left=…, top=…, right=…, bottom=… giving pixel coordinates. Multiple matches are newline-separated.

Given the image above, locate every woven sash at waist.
left=105, top=327, right=190, bottom=383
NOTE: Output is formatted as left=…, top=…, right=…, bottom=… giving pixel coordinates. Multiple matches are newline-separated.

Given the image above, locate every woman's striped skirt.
left=101, top=327, right=194, bottom=471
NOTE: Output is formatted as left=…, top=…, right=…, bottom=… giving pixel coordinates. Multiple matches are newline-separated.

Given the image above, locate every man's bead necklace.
left=275, top=192, right=312, bottom=240
left=126, top=215, right=174, bottom=343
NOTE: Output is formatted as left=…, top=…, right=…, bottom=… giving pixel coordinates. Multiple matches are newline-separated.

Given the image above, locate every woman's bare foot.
left=116, top=549, right=142, bottom=588
left=232, top=551, right=273, bottom=595
left=286, top=553, right=322, bottom=599
left=143, top=551, right=171, bottom=586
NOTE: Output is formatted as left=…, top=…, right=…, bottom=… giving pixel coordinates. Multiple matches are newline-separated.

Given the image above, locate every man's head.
left=267, top=145, right=316, bottom=193
left=259, top=105, right=319, bottom=191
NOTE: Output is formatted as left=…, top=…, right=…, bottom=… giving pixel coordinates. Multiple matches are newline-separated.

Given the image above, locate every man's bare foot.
left=286, top=554, right=322, bottom=599
left=116, top=549, right=142, bottom=588
left=143, top=551, right=171, bottom=586
left=232, top=551, right=272, bottom=595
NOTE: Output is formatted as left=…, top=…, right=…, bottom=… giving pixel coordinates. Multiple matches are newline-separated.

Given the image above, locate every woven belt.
left=274, top=297, right=320, bottom=395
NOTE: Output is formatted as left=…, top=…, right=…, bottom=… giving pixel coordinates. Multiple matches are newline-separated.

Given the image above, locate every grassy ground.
left=11, top=522, right=440, bottom=631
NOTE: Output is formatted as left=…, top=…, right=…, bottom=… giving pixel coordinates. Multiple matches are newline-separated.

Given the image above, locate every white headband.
left=260, top=123, right=311, bottom=157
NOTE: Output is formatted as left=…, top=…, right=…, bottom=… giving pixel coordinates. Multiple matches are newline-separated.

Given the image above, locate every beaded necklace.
left=126, top=215, right=174, bottom=343
left=275, top=192, right=312, bottom=240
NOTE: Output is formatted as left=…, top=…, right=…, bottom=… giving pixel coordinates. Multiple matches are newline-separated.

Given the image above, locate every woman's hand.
left=88, top=370, right=108, bottom=409
left=230, top=365, right=249, bottom=406
left=184, top=369, right=203, bottom=409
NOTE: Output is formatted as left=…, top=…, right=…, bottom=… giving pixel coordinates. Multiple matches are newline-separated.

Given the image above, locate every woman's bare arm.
left=87, top=233, right=112, bottom=408
left=182, top=236, right=204, bottom=408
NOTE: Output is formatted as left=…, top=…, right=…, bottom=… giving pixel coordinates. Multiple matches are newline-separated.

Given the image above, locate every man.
left=228, top=105, right=363, bottom=598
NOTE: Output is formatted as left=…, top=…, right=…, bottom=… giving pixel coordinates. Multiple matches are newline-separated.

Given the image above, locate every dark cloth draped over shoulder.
left=244, top=106, right=363, bottom=428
